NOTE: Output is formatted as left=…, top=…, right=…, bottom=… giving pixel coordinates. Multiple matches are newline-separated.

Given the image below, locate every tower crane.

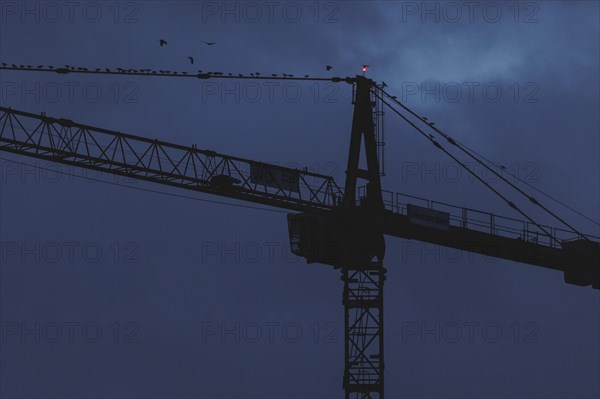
left=1, top=65, right=598, bottom=399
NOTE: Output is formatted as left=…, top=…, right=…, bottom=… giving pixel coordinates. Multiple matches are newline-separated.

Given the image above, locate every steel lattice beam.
left=342, top=263, right=386, bottom=399
left=0, top=107, right=343, bottom=213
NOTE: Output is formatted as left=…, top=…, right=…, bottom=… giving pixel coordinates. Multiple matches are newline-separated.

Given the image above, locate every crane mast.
left=288, top=76, right=387, bottom=397
left=340, top=76, right=386, bottom=398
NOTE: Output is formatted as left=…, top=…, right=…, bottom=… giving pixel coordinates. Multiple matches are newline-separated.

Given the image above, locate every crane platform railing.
left=358, top=186, right=599, bottom=249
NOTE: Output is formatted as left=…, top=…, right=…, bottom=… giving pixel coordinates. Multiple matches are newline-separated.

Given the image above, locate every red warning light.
left=362, top=65, right=369, bottom=72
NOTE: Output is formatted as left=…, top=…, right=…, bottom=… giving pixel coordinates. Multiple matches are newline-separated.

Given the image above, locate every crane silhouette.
left=0, top=64, right=598, bottom=399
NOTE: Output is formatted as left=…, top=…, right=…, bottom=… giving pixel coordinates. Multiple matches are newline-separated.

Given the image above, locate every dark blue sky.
left=1, top=1, right=599, bottom=398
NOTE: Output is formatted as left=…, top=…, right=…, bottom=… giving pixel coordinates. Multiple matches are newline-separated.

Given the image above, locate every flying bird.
left=326, top=65, right=333, bottom=71
left=202, top=41, right=216, bottom=46
left=188, top=56, right=194, bottom=64
left=159, top=39, right=167, bottom=47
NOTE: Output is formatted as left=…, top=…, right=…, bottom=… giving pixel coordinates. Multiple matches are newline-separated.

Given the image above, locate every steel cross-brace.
left=342, top=263, right=386, bottom=398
